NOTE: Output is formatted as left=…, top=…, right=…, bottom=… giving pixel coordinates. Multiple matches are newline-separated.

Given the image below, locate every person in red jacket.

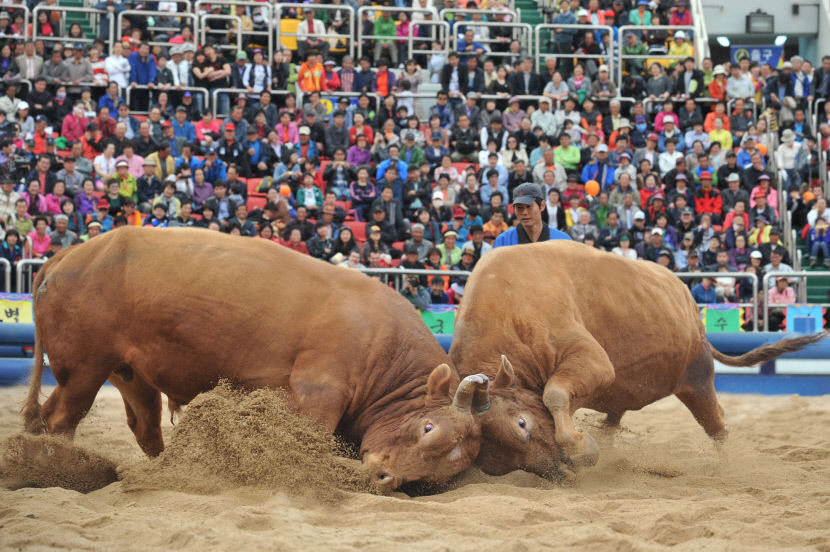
left=322, top=59, right=341, bottom=91
left=694, top=171, right=723, bottom=224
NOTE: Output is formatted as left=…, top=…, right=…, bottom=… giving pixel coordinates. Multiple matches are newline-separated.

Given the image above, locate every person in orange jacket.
left=297, top=52, right=327, bottom=93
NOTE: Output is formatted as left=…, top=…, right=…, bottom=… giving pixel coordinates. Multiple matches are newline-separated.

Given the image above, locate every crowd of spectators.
left=0, top=0, right=827, bottom=326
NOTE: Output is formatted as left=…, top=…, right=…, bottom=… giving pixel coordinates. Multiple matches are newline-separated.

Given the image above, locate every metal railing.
left=439, top=8, right=518, bottom=23
left=763, top=271, right=830, bottom=331
left=676, top=271, right=759, bottom=331
left=617, top=25, right=695, bottom=90
left=690, top=0, right=710, bottom=64
left=4, top=5, right=28, bottom=40
left=126, top=85, right=210, bottom=115
left=195, top=0, right=274, bottom=61
left=278, top=3, right=356, bottom=60
left=451, top=21, right=533, bottom=64
left=208, top=87, right=293, bottom=117
left=33, top=5, right=106, bottom=49
left=117, top=10, right=198, bottom=51
left=197, top=14, right=241, bottom=57
left=16, top=259, right=46, bottom=294
left=356, top=7, right=449, bottom=63
left=359, top=267, right=470, bottom=291
left=534, top=24, right=614, bottom=76
left=0, top=258, right=10, bottom=293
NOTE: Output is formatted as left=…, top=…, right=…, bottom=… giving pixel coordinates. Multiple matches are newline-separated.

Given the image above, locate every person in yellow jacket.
left=708, top=116, right=732, bottom=151
left=668, top=31, right=694, bottom=66
left=748, top=216, right=772, bottom=246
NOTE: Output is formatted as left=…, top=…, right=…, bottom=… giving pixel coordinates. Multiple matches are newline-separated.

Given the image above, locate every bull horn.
left=472, top=374, right=491, bottom=413
left=452, top=374, right=488, bottom=412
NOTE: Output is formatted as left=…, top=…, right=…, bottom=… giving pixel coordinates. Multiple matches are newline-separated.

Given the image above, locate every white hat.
left=781, top=129, right=796, bottom=144
left=781, top=61, right=792, bottom=69
left=750, top=250, right=763, bottom=259
left=634, top=211, right=646, bottom=220
left=17, top=101, right=28, bottom=111
left=598, top=64, right=609, bottom=72
left=450, top=282, right=465, bottom=297
left=651, top=227, right=663, bottom=235
left=298, top=126, right=311, bottom=135
left=596, top=143, right=609, bottom=153
left=674, top=30, right=687, bottom=40
left=713, top=64, right=727, bottom=76
left=432, top=190, right=444, bottom=200
left=727, top=172, right=741, bottom=183
left=577, top=8, right=589, bottom=16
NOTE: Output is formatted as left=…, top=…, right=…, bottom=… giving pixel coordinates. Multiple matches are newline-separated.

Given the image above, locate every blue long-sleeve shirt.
left=97, top=94, right=122, bottom=113
left=493, top=225, right=571, bottom=248
left=204, top=160, right=227, bottom=184
left=129, top=52, right=157, bottom=85
left=172, top=120, right=196, bottom=143
left=479, top=182, right=508, bottom=206
left=580, top=161, right=616, bottom=191
left=375, top=157, right=408, bottom=183
left=691, top=283, right=718, bottom=304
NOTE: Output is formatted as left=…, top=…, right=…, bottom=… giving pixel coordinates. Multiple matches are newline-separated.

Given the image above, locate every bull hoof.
left=561, top=432, right=600, bottom=468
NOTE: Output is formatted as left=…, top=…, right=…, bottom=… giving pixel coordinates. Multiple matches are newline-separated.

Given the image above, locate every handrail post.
left=0, top=259, right=10, bottom=293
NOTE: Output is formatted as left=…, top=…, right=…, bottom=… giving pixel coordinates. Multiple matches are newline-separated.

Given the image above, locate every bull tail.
left=708, top=332, right=827, bottom=367
left=21, top=259, right=54, bottom=434
left=21, top=325, right=45, bottom=433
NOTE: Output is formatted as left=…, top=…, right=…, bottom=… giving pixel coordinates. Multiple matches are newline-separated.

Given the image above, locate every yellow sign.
left=0, top=299, right=33, bottom=324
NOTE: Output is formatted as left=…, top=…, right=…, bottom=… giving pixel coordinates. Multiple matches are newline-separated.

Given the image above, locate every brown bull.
left=450, top=241, right=825, bottom=478
left=22, top=227, right=490, bottom=492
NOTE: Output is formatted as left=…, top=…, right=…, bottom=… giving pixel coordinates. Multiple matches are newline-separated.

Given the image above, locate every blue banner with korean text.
left=730, top=46, right=784, bottom=68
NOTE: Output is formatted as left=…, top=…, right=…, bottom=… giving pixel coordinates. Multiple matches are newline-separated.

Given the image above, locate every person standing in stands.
left=493, top=183, right=571, bottom=248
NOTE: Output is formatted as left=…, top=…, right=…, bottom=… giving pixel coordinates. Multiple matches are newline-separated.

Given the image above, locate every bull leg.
left=542, top=331, right=616, bottom=467
left=108, top=372, right=164, bottom=457
left=603, top=411, right=625, bottom=429
left=39, top=362, right=111, bottom=438
left=676, top=346, right=728, bottom=441
left=288, top=368, right=350, bottom=433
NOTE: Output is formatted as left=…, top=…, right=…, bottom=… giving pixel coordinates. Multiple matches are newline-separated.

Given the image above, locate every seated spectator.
left=280, top=227, right=310, bottom=255
left=691, top=276, right=718, bottom=304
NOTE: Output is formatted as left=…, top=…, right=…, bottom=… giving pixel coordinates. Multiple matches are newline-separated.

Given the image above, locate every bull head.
left=364, top=365, right=490, bottom=493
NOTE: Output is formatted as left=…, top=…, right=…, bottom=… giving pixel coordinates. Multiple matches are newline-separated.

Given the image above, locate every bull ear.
left=494, top=355, right=516, bottom=389
left=426, top=363, right=453, bottom=403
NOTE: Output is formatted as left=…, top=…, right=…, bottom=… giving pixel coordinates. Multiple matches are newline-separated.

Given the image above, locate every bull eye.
left=424, top=422, right=434, bottom=433
left=518, top=417, right=527, bottom=429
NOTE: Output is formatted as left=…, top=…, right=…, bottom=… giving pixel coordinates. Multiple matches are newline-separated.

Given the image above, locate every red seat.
left=451, top=162, right=478, bottom=175
left=390, top=258, right=402, bottom=267
left=392, top=241, right=404, bottom=251
left=343, top=220, right=366, bottom=242
left=247, top=196, right=266, bottom=211
left=336, top=200, right=351, bottom=211
left=246, top=178, right=262, bottom=196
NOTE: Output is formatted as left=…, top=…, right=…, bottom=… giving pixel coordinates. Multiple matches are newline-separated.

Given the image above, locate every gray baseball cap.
left=512, top=183, right=543, bottom=206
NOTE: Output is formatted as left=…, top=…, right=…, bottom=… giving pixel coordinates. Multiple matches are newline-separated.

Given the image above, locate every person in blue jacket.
left=580, top=143, right=616, bottom=191
left=493, top=183, right=571, bottom=248
left=691, top=276, right=718, bottom=304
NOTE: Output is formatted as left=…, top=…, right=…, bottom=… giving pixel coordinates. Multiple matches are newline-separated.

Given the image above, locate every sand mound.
left=123, top=383, right=373, bottom=501
left=0, top=433, right=119, bottom=493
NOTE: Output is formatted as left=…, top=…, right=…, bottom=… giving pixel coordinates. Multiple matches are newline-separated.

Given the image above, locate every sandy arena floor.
left=0, top=385, right=829, bottom=551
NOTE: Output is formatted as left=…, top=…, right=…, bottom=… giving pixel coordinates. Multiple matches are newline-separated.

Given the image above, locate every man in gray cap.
left=493, top=183, right=571, bottom=247
left=64, top=43, right=93, bottom=95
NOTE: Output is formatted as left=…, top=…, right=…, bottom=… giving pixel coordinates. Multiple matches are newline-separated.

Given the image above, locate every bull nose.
left=371, top=469, right=403, bottom=493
